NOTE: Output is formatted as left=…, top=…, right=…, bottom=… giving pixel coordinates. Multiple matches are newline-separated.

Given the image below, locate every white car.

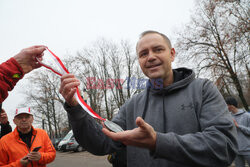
left=66, top=137, right=85, bottom=152
left=58, top=130, right=73, bottom=151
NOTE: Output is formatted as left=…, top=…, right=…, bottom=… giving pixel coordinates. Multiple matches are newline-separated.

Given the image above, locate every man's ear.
left=13, top=118, right=17, bottom=125
left=170, top=48, right=176, bottom=62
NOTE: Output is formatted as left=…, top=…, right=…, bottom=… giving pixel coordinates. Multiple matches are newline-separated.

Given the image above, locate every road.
left=46, top=151, right=245, bottom=167
left=48, top=151, right=112, bottom=167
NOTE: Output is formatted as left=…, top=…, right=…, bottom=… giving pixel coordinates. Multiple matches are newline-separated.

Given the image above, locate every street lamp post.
left=42, top=112, right=45, bottom=129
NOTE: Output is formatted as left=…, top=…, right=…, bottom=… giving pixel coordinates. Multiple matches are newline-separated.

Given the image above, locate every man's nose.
left=21, top=117, right=27, bottom=121
left=147, top=51, right=156, bottom=62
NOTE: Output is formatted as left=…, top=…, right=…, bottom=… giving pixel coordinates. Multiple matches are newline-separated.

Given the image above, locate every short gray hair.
left=136, top=30, right=172, bottom=52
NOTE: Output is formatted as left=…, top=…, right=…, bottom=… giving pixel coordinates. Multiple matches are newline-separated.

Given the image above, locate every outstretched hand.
left=233, top=119, right=239, bottom=128
left=14, top=45, right=47, bottom=74
left=102, top=117, right=157, bottom=150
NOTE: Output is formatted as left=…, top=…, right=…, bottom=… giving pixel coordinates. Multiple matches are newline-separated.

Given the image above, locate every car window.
left=63, top=131, right=73, bottom=141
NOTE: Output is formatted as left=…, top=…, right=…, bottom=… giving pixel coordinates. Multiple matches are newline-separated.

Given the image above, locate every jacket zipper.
left=18, top=133, right=37, bottom=167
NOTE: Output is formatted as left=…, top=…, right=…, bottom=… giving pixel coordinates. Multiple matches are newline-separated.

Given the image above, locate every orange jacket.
left=0, top=126, right=56, bottom=167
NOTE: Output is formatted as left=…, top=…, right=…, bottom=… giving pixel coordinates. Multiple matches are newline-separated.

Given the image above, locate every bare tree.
left=73, top=38, right=144, bottom=120
left=21, top=70, right=68, bottom=138
left=74, top=48, right=104, bottom=116
left=175, top=0, right=249, bottom=110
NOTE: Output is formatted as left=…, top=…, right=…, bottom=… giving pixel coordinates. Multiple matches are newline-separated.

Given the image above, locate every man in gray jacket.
left=60, top=30, right=237, bottom=167
left=225, top=96, right=250, bottom=167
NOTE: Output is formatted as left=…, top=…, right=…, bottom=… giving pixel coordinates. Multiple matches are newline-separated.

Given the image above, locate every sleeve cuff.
left=150, top=132, right=177, bottom=159
left=149, top=132, right=164, bottom=158
left=9, top=57, right=24, bottom=79
left=64, top=102, right=88, bottom=121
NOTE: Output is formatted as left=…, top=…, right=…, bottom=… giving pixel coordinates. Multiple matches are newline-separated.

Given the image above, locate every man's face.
left=227, top=105, right=237, bottom=113
left=137, top=33, right=175, bottom=82
left=14, top=113, right=33, bottom=130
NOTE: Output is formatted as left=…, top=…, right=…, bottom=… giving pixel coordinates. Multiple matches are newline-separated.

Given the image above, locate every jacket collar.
left=233, top=109, right=245, bottom=116
left=13, top=126, right=37, bottom=139
left=148, top=68, right=195, bottom=95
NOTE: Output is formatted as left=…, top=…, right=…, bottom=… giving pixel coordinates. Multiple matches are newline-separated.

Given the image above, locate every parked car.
left=51, top=137, right=62, bottom=150
left=66, top=137, right=85, bottom=152
left=58, top=130, right=73, bottom=152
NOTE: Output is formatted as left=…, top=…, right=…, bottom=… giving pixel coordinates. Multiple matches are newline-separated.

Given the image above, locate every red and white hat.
left=15, top=107, right=33, bottom=117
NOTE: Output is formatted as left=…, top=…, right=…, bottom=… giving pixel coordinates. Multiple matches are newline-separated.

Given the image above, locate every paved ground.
left=48, top=151, right=112, bottom=167
left=48, top=151, right=249, bottom=167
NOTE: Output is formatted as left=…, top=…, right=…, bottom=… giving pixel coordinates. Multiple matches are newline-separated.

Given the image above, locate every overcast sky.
left=0, top=0, right=195, bottom=127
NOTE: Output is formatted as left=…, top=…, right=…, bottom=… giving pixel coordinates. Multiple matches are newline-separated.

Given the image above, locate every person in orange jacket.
left=0, top=107, right=56, bottom=167
left=0, top=45, right=46, bottom=103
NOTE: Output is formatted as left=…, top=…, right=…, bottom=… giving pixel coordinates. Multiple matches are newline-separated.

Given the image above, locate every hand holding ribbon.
left=37, top=48, right=124, bottom=132
left=37, top=48, right=105, bottom=121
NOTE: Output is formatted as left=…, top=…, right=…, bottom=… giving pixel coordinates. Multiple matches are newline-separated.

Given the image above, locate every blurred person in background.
left=225, top=96, right=250, bottom=167
left=0, top=104, right=12, bottom=138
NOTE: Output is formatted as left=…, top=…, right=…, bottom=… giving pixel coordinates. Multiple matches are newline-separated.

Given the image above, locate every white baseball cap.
left=15, top=107, right=33, bottom=117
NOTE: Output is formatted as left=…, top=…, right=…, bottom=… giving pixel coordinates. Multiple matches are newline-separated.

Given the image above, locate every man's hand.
left=102, top=117, right=157, bottom=150
left=27, top=151, right=41, bottom=161
left=233, top=119, right=239, bottom=128
left=59, top=74, right=80, bottom=106
left=20, top=156, right=30, bottom=166
left=14, top=45, right=46, bottom=74
left=228, top=105, right=238, bottom=114
left=0, top=109, right=8, bottom=124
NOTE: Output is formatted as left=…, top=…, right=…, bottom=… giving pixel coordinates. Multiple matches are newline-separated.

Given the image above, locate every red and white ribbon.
left=38, top=48, right=105, bottom=121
